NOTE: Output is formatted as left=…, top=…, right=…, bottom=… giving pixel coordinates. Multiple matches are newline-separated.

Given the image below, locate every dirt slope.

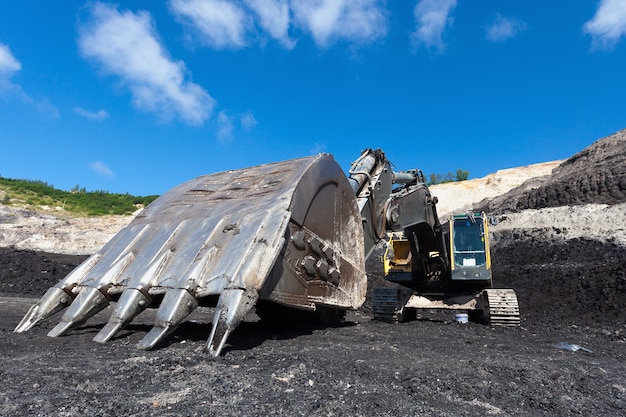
left=477, top=128, right=626, bottom=213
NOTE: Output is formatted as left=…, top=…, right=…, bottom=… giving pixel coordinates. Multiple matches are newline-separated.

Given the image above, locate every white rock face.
left=430, top=161, right=561, bottom=219
left=0, top=205, right=136, bottom=255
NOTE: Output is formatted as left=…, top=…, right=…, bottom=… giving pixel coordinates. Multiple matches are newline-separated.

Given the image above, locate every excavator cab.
left=449, top=213, right=492, bottom=283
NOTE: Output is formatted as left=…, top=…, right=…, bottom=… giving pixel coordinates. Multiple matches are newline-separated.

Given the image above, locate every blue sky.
left=1, top=1, right=625, bottom=196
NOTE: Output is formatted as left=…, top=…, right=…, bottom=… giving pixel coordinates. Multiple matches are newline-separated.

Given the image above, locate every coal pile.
left=479, top=128, right=626, bottom=213
left=0, top=247, right=87, bottom=297
left=492, top=237, right=626, bottom=327
left=483, top=129, right=626, bottom=329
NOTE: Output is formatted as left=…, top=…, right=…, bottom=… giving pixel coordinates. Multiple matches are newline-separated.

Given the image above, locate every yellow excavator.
left=15, top=149, right=519, bottom=356
left=375, top=212, right=518, bottom=325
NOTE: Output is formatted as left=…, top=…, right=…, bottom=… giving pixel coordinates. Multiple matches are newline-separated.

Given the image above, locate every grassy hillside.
left=0, top=177, right=158, bottom=216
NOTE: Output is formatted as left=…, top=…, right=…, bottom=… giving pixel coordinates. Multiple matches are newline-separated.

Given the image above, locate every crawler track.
left=483, top=288, right=520, bottom=326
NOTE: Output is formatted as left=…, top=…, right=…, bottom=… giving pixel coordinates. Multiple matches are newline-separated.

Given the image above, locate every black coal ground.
left=0, top=243, right=625, bottom=417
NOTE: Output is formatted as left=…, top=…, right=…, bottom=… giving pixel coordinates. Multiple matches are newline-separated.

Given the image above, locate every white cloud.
left=0, top=43, right=21, bottom=78
left=244, top=0, right=295, bottom=48
left=217, top=111, right=234, bottom=143
left=240, top=110, right=257, bottom=131
left=89, top=161, right=115, bottom=178
left=32, top=98, right=60, bottom=119
left=0, top=42, right=59, bottom=118
left=170, top=0, right=250, bottom=49
left=310, top=142, right=326, bottom=154
left=169, top=0, right=387, bottom=49
left=0, top=43, right=21, bottom=96
left=78, top=2, right=215, bottom=126
left=74, top=107, right=109, bottom=121
left=584, top=0, right=626, bottom=50
left=485, top=14, right=527, bottom=42
left=215, top=110, right=256, bottom=143
left=291, top=0, right=388, bottom=48
left=411, top=0, right=457, bottom=52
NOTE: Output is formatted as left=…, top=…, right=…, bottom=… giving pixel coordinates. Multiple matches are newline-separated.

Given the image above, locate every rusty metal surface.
left=16, top=154, right=366, bottom=356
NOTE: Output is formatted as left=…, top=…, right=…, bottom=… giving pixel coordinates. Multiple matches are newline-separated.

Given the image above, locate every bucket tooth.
left=93, top=289, right=151, bottom=343
left=46, top=319, right=77, bottom=338
left=137, top=289, right=198, bottom=350
left=93, top=322, right=124, bottom=344
left=14, top=287, right=74, bottom=333
left=206, top=288, right=258, bottom=357
left=47, top=287, right=109, bottom=337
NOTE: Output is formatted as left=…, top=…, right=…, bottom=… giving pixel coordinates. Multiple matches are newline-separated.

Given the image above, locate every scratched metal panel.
left=61, top=156, right=314, bottom=294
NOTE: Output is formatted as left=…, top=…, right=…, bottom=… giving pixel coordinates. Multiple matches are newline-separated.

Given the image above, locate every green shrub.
left=0, top=177, right=158, bottom=216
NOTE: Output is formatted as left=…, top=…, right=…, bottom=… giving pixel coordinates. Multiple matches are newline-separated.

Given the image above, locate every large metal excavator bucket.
left=15, top=154, right=366, bottom=356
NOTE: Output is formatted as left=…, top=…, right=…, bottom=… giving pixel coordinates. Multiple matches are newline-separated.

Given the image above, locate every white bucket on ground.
left=455, top=313, right=468, bottom=323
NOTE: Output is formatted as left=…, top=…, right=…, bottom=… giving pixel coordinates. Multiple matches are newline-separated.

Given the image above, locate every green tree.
left=429, top=173, right=442, bottom=185
left=427, top=169, right=470, bottom=185
left=455, top=169, right=469, bottom=181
